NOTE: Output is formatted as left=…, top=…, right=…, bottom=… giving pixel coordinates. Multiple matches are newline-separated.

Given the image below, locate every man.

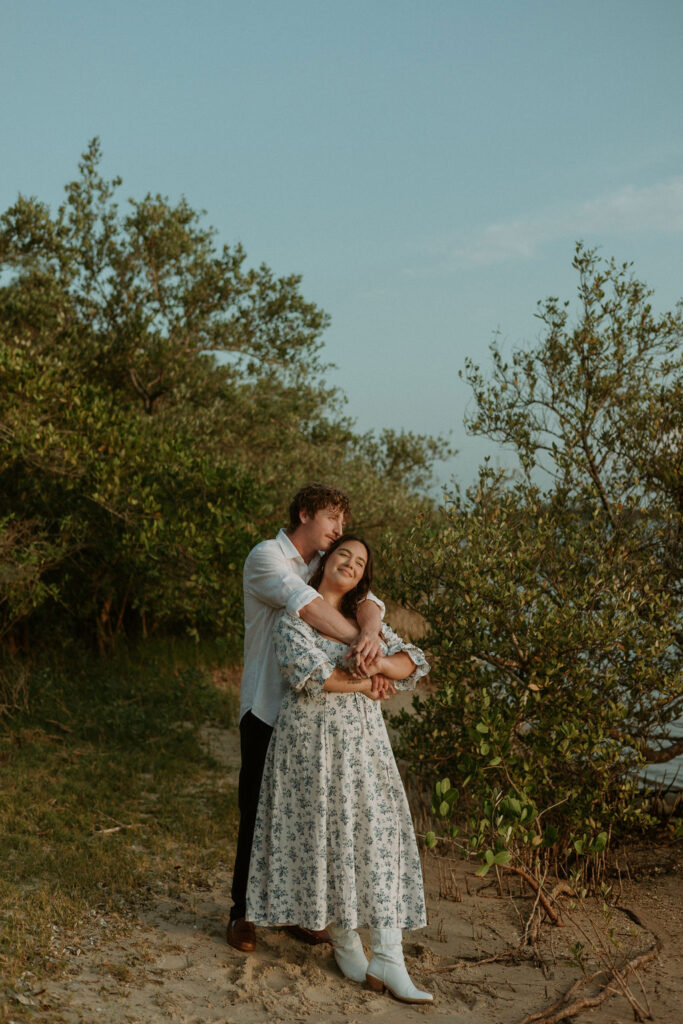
left=227, top=483, right=387, bottom=952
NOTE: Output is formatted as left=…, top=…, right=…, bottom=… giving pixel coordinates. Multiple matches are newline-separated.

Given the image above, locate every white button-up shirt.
left=240, top=528, right=383, bottom=726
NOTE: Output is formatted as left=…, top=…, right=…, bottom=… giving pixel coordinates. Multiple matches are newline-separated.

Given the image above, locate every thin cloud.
left=452, top=178, right=683, bottom=269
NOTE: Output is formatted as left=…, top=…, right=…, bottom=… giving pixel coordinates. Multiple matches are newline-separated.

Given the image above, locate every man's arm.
left=299, top=597, right=359, bottom=643
left=246, top=544, right=321, bottom=616
left=357, top=598, right=382, bottom=637
left=301, top=589, right=397, bottom=700
left=351, top=599, right=384, bottom=673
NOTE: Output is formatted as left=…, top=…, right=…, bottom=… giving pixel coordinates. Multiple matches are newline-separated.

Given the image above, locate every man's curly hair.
left=288, top=483, right=351, bottom=530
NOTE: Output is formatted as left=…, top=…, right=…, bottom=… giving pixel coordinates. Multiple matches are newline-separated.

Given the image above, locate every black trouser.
left=229, top=710, right=274, bottom=921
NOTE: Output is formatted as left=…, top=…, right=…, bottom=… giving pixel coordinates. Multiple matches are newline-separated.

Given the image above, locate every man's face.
left=300, top=506, right=345, bottom=552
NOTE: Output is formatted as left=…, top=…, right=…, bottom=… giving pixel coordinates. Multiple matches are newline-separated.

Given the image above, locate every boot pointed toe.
left=366, top=928, right=433, bottom=1004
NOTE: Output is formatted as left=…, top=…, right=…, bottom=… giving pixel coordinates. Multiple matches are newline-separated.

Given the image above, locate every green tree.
left=462, top=244, right=682, bottom=758
left=0, top=140, right=448, bottom=650
left=389, top=248, right=682, bottom=874
left=464, top=244, right=682, bottom=582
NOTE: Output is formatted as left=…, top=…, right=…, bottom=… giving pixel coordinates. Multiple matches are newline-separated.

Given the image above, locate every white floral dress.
left=245, top=612, right=429, bottom=931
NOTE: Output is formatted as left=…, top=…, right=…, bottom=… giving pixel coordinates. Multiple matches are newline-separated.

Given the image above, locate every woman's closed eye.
left=335, top=547, right=366, bottom=568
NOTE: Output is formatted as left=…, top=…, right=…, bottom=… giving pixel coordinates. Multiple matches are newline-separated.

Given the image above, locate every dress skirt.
left=246, top=617, right=428, bottom=931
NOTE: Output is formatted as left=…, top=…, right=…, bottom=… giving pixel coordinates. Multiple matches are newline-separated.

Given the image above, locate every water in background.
left=642, top=716, right=683, bottom=793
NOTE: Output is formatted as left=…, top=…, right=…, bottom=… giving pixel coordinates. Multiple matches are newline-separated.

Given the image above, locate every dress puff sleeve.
left=380, top=623, right=430, bottom=691
left=273, top=611, right=337, bottom=699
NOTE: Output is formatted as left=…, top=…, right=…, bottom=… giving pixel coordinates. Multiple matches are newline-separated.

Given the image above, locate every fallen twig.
left=511, top=944, right=660, bottom=1024
left=44, top=718, right=73, bottom=734
left=424, top=949, right=531, bottom=973
left=93, top=823, right=144, bottom=836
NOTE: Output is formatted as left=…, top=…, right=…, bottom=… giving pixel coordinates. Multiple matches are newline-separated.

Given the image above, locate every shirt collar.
left=276, top=528, right=322, bottom=569
left=276, top=528, right=306, bottom=564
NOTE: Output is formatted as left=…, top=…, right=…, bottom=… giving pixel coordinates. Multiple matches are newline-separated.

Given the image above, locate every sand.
left=27, top=693, right=682, bottom=1024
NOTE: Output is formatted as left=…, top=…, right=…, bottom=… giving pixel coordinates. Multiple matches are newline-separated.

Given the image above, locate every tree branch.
left=638, top=738, right=683, bottom=763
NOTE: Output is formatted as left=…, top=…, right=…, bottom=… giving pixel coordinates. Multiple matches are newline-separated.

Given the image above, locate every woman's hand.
left=352, top=665, right=396, bottom=700
left=370, top=672, right=396, bottom=699
left=357, top=677, right=383, bottom=701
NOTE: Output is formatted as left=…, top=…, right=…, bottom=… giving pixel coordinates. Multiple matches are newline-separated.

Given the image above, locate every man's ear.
left=299, top=509, right=310, bottom=525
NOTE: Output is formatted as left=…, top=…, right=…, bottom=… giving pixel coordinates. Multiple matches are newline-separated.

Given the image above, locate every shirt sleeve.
left=244, top=543, right=322, bottom=618
left=380, top=623, right=430, bottom=691
left=359, top=589, right=385, bottom=617
left=273, top=613, right=336, bottom=698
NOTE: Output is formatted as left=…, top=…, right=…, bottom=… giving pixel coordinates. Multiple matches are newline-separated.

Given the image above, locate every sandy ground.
left=25, top=691, right=683, bottom=1024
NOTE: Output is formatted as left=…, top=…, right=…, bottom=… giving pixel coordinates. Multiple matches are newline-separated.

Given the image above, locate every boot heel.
left=365, top=973, right=385, bottom=993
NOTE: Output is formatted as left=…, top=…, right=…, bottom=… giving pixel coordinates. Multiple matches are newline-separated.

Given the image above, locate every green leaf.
left=593, top=831, right=608, bottom=853
left=424, top=831, right=437, bottom=850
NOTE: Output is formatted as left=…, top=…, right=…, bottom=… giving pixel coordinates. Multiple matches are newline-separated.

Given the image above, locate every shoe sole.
left=226, top=939, right=255, bottom=952
left=226, top=924, right=256, bottom=953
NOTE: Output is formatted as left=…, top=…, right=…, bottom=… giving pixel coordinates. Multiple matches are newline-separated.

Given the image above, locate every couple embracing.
left=227, top=483, right=433, bottom=1005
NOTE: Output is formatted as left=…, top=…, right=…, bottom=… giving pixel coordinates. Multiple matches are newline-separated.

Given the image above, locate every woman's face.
left=323, top=539, right=368, bottom=592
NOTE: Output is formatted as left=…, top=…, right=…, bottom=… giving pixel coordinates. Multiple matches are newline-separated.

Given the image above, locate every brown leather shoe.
left=226, top=917, right=256, bottom=952
left=283, top=925, right=331, bottom=945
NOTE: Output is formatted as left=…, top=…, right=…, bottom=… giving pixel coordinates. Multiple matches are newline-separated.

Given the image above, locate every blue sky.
left=2, top=0, right=682, bottom=487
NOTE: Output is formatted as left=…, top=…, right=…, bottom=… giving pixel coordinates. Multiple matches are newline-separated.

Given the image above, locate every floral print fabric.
left=245, top=612, right=430, bottom=931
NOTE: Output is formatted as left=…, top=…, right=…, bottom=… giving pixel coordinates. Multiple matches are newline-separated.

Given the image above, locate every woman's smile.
left=324, top=540, right=368, bottom=589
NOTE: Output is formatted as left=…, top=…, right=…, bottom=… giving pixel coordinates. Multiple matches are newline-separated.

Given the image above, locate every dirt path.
left=32, top=712, right=682, bottom=1024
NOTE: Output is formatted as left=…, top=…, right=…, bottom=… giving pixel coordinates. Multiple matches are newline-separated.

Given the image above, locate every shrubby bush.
left=390, top=475, right=679, bottom=868
left=387, top=247, right=682, bottom=877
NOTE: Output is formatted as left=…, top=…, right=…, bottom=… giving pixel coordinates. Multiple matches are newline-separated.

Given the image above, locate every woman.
left=246, top=535, right=433, bottom=1004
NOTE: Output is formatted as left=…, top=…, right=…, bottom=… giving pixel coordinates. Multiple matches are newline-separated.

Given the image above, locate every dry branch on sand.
left=512, top=942, right=660, bottom=1024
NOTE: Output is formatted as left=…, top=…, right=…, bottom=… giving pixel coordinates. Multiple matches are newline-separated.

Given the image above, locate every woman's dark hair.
left=308, top=534, right=373, bottom=620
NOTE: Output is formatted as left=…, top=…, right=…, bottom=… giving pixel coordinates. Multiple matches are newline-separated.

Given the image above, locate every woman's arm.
left=365, top=652, right=417, bottom=680
left=323, top=667, right=380, bottom=699
left=376, top=624, right=430, bottom=690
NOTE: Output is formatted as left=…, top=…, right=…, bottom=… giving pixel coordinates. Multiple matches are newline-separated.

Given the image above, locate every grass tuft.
left=0, top=638, right=240, bottom=1010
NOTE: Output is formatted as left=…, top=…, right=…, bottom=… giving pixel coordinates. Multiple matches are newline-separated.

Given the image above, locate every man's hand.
left=347, top=632, right=382, bottom=676
left=371, top=673, right=396, bottom=700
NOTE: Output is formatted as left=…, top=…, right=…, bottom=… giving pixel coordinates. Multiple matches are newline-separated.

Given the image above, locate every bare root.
left=512, top=943, right=660, bottom=1024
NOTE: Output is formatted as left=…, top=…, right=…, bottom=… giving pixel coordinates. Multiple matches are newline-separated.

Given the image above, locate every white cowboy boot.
left=326, top=922, right=368, bottom=983
left=366, top=927, right=433, bottom=1004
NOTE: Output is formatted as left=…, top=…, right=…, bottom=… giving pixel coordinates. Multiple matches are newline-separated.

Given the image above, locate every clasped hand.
left=345, top=633, right=396, bottom=700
